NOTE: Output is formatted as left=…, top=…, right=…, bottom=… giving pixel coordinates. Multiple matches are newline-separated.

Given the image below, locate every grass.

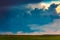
left=0, top=35, right=60, bottom=40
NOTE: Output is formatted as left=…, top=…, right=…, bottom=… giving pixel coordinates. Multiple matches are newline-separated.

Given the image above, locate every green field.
left=0, top=35, right=60, bottom=40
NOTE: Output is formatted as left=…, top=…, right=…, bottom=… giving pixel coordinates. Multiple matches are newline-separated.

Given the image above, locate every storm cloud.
left=0, top=0, right=43, bottom=7
left=0, top=0, right=60, bottom=34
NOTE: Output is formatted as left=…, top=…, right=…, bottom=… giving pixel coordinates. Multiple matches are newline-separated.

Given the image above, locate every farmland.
left=0, top=35, right=60, bottom=40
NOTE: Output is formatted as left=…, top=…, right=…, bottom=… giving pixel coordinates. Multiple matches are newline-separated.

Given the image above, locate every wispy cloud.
left=27, top=19, right=60, bottom=35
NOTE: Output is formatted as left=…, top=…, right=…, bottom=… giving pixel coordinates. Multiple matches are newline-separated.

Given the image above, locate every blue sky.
left=0, top=0, right=60, bottom=35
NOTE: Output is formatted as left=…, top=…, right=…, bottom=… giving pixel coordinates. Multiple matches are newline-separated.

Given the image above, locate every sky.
left=0, top=0, right=60, bottom=35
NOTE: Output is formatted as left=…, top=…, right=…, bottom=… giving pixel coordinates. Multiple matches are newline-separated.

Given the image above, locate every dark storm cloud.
left=43, top=0, right=53, bottom=1
left=0, top=3, right=60, bottom=33
left=0, top=0, right=60, bottom=7
left=0, top=0, right=43, bottom=7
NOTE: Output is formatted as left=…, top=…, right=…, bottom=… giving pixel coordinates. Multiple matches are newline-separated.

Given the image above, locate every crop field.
left=0, top=35, right=60, bottom=40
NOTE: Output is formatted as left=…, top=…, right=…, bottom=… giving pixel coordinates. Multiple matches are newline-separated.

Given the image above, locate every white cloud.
left=0, top=32, right=13, bottom=35
left=27, top=1, right=60, bottom=14
left=27, top=1, right=60, bottom=9
left=27, top=19, right=60, bottom=35
left=16, top=31, right=42, bottom=35
left=27, top=2, right=50, bottom=10
left=16, top=30, right=60, bottom=35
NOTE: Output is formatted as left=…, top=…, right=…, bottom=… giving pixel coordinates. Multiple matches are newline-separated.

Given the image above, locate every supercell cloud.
left=0, top=0, right=60, bottom=34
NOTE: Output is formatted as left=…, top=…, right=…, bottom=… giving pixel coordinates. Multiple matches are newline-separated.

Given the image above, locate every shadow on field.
left=0, top=35, right=60, bottom=40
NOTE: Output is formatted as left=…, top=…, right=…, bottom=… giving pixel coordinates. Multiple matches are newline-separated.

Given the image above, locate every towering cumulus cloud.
left=0, top=0, right=60, bottom=35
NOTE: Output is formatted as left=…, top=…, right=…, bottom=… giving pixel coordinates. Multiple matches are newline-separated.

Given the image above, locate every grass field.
left=0, top=35, right=60, bottom=40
